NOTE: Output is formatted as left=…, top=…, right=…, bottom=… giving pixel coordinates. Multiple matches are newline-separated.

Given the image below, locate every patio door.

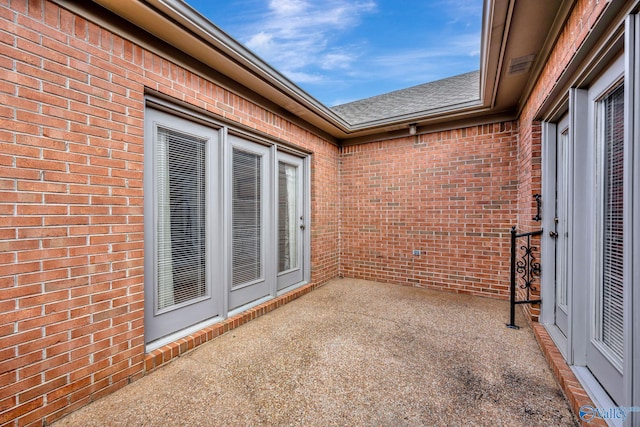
left=144, top=109, right=221, bottom=343
left=277, top=152, right=305, bottom=290
left=585, top=63, right=625, bottom=405
left=227, top=135, right=272, bottom=310
left=553, top=114, right=570, bottom=338
left=145, top=104, right=311, bottom=347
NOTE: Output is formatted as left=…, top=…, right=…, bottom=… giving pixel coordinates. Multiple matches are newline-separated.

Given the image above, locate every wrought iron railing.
left=506, top=226, right=543, bottom=329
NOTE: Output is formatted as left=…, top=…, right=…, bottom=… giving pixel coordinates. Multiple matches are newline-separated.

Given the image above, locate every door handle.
left=300, top=224, right=305, bottom=230
left=549, top=231, right=558, bottom=239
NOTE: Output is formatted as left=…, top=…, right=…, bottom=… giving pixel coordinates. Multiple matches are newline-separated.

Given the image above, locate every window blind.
left=601, top=84, right=624, bottom=360
left=156, top=127, right=207, bottom=310
left=232, top=148, right=262, bottom=286
left=557, top=129, right=570, bottom=307
left=278, top=162, right=298, bottom=272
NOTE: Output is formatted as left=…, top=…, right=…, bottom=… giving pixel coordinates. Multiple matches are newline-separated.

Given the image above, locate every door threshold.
left=146, top=315, right=224, bottom=353
left=277, top=280, right=308, bottom=296
left=572, top=366, right=624, bottom=427
left=228, top=295, right=274, bottom=317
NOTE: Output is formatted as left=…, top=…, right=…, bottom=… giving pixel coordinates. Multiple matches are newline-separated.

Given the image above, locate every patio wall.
left=339, top=123, right=519, bottom=299
left=0, top=1, right=339, bottom=425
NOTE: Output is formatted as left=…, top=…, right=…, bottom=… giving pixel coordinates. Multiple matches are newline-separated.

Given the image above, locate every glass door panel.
left=227, top=135, right=271, bottom=310
left=232, top=149, right=263, bottom=287
left=144, top=109, right=220, bottom=344
left=277, top=152, right=304, bottom=290
left=586, top=72, right=624, bottom=405
left=554, top=114, right=569, bottom=337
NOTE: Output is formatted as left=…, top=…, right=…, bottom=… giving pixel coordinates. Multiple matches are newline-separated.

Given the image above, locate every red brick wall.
left=0, top=1, right=338, bottom=425
left=339, top=123, right=519, bottom=299
left=310, top=141, right=340, bottom=285
left=516, top=0, right=609, bottom=322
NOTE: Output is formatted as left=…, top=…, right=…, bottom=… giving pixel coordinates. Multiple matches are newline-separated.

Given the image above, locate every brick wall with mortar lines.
left=516, top=0, right=609, bottom=323
left=0, top=1, right=339, bottom=425
left=339, top=122, right=519, bottom=299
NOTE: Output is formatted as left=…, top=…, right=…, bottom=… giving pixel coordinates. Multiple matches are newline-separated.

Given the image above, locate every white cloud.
left=285, top=70, right=324, bottom=84
left=268, top=0, right=306, bottom=15
left=321, top=52, right=356, bottom=70
left=436, top=0, right=483, bottom=21
left=246, top=31, right=273, bottom=52
left=361, top=30, right=480, bottom=86
left=451, top=33, right=482, bottom=57
left=238, top=0, right=377, bottom=83
left=212, top=0, right=482, bottom=104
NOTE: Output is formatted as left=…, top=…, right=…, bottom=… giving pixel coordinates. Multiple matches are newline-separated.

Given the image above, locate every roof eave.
left=86, top=0, right=352, bottom=135
left=83, top=0, right=522, bottom=140
left=149, top=0, right=350, bottom=125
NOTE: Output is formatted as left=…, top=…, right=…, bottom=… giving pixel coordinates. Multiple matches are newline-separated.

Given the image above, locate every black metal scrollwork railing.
left=507, top=226, right=543, bottom=329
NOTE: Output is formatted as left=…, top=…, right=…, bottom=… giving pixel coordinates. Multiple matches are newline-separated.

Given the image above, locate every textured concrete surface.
left=53, top=279, right=577, bottom=426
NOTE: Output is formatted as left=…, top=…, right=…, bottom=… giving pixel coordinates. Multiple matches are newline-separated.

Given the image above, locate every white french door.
left=585, top=59, right=625, bottom=405
left=144, top=109, right=221, bottom=343
left=144, top=105, right=309, bottom=346
left=277, top=152, right=305, bottom=290
left=553, top=114, right=570, bottom=338
left=227, top=135, right=272, bottom=310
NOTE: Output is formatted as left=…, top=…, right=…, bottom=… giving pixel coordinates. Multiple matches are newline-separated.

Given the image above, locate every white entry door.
left=277, top=152, right=305, bottom=290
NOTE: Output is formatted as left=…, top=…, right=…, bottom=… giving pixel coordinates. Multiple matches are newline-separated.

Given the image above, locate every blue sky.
left=184, top=0, right=483, bottom=107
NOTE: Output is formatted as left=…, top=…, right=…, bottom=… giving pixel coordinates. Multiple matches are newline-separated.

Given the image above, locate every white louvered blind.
left=557, top=128, right=570, bottom=307
left=232, top=148, right=262, bottom=287
left=601, top=84, right=624, bottom=360
left=278, top=162, right=298, bottom=272
left=156, top=127, right=207, bottom=310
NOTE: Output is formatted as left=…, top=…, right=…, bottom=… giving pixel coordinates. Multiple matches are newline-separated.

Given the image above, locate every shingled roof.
left=331, top=70, right=481, bottom=126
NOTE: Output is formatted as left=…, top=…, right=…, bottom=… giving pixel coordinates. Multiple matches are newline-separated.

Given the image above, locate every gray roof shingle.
left=331, top=70, right=480, bottom=126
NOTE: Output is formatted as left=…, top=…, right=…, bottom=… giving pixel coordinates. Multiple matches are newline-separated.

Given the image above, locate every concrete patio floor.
left=53, top=278, right=577, bottom=426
